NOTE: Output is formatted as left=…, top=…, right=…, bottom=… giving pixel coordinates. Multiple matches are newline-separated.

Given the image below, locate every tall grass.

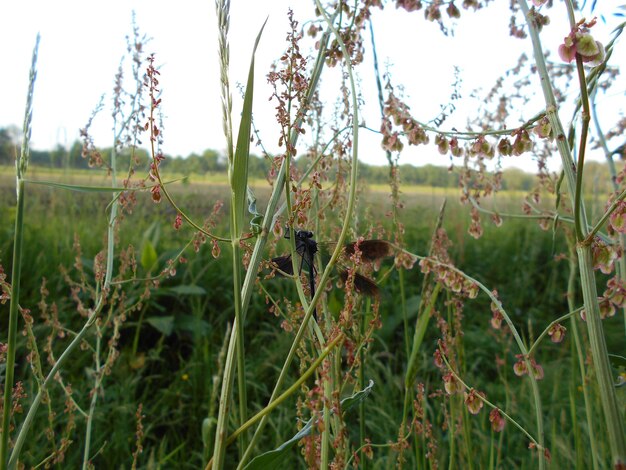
left=1, top=34, right=39, bottom=469
left=1, top=1, right=625, bottom=469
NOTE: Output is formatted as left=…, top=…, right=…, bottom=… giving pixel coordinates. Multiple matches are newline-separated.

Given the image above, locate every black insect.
left=270, top=228, right=392, bottom=318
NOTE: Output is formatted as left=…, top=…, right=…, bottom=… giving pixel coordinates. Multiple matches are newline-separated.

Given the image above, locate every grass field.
left=1, top=163, right=623, bottom=469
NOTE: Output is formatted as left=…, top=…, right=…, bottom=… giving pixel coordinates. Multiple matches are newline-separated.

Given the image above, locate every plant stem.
left=9, top=306, right=101, bottom=469
left=1, top=180, right=25, bottom=470
left=1, top=35, right=39, bottom=470
left=82, top=328, right=102, bottom=469
left=439, top=350, right=540, bottom=450
left=590, top=91, right=626, bottom=335
left=206, top=333, right=344, bottom=464
left=566, top=240, right=599, bottom=470
left=415, top=254, right=546, bottom=462
left=359, top=302, right=368, bottom=470
left=232, top=239, right=248, bottom=455
left=519, top=0, right=626, bottom=464
left=232, top=19, right=333, bottom=469
left=236, top=3, right=364, bottom=465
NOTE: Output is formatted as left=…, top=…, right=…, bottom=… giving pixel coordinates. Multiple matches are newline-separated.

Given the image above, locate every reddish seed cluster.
left=132, top=403, right=145, bottom=465
left=464, top=389, right=485, bottom=415
left=558, top=18, right=605, bottom=66
left=0, top=343, right=7, bottom=363
left=79, top=113, right=105, bottom=169
left=489, top=409, right=506, bottom=432
left=268, top=9, right=309, bottom=158
left=513, top=355, right=544, bottom=380
left=0, top=264, right=10, bottom=304
left=442, top=371, right=463, bottom=395
left=548, top=323, right=566, bottom=343
left=381, top=91, right=429, bottom=153
left=143, top=54, right=165, bottom=204
left=591, top=237, right=620, bottom=275
left=603, top=276, right=626, bottom=310
left=0, top=380, right=27, bottom=431
left=609, top=201, right=626, bottom=234
left=173, top=213, right=183, bottom=231
left=489, top=292, right=504, bottom=330
left=468, top=206, right=484, bottom=239
left=395, top=0, right=483, bottom=33
left=580, top=275, right=626, bottom=321
left=419, top=228, right=479, bottom=298
left=420, top=258, right=479, bottom=298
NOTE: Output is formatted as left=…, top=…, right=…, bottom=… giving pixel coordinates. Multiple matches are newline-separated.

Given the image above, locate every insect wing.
left=343, top=240, right=392, bottom=262
left=339, top=270, right=380, bottom=297
left=271, top=255, right=294, bottom=276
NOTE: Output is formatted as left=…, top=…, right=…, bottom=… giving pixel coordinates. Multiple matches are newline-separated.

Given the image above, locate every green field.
left=1, top=164, right=622, bottom=469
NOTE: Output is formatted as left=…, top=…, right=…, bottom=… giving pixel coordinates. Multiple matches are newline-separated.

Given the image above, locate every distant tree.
left=202, top=149, right=223, bottom=172
left=0, top=126, right=21, bottom=164
left=68, top=141, right=84, bottom=168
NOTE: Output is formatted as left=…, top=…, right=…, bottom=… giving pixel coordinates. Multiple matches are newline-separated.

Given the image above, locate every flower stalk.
left=519, top=0, right=626, bottom=465
left=0, top=35, right=39, bottom=470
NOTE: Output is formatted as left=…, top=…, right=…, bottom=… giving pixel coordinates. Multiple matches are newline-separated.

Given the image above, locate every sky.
left=1, top=1, right=624, bottom=173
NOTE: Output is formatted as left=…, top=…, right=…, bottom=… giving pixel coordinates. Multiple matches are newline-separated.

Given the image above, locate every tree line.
left=0, top=127, right=613, bottom=192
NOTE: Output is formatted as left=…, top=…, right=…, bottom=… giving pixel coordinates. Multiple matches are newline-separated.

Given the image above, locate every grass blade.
left=1, top=34, right=39, bottom=470
left=23, top=176, right=187, bottom=192
left=231, top=17, right=267, bottom=236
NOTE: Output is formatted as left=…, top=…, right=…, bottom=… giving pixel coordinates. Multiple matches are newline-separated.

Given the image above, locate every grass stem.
left=1, top=35, right=39, bottom=470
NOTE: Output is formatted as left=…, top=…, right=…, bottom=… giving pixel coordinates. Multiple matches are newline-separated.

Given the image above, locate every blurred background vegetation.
left=0, top=166, right=622, bottom=468
left=0, top=126, right=618, bottom=193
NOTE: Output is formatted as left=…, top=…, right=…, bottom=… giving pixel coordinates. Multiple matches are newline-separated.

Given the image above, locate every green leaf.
left=143, top=221, right=162, bottom=248
left=231, top=19, right=267, bottom=236
left=140, top=240, right=158, bottom=272
left=247, top=186, right=263, bottom=235
left=146, top=316, right=175, bottom=336
left=168, top=285, right=206, bottom=295
left=244, top=380, right=374, bottom=470
left=339, top=379, right=375, bottom=411
left=175, top=315, right=210, bottom=336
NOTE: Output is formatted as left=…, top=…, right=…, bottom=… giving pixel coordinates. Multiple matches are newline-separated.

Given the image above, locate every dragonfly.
left=270, top=228, right=393, bottom=318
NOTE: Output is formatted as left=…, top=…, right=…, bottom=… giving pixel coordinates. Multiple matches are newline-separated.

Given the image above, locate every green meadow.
left=1, top=165, right=622, bottom=468
left=2, top=1, right=625, bottom=468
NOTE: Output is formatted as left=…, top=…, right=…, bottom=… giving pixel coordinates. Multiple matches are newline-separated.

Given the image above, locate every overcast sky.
left=1, top=1, right=624, bottom=172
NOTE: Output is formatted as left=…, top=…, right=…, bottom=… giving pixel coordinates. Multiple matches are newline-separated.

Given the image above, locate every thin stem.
left=232, top=240, right=248, bottom=455
left=82, top=327, right=102, bottom=469
left=566, top=239, right=600, bottom=470
left=1, top=35, right=39, bottom=470
left=573, top=53, right=591, bottom=243
left=438, top=348, right=541, bottom=450
left=205, top=334, right=344, bottom=469
left=82, top=73, right=127, bottom=467
left=9, top=305, right=101, bottom=469
left=1, top=180, right=25, bottom=470
left=526, top=309, right=581, bottom=356
left=584, top=186, right=626, bottom=244
left=411, top=252, right=546, bottom=461
left=235, top=3, right=362, bottom=465
left=519, top=0, right=626, bottom=463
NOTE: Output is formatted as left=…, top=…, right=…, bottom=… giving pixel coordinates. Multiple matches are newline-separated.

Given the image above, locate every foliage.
left=1, top=1, right=626, bottom=469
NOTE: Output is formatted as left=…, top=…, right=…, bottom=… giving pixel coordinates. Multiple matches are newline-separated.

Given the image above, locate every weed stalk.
left=519, top=0, right=626, bottom=464
left=0, top=35, right=39, bottom=470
